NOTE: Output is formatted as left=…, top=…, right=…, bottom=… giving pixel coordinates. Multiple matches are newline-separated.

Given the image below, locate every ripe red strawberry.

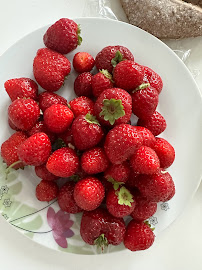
left=74, top=177, right=105, bottom=211
left=27, top=121, right=56, bottom=143
left=136, top=169, right=175, bottom=202
left=124, top=220, right=155, bottom=251
left=8, top=98, right=40, bottom=131
left=33, top=48, right=71, bottom=92
left=58, top=181, right=82, bottom=213
left=143, top=66, right=163, bottom=94
left=106, top=186, right=136, bottom=218
left=46, top=147, right=79, bottom=178
left=4, top=78, right=38, bottom=101
left=73, top=52, right=95, bottom=73
left=153, top=137, right=175, bottom=169
left=130, top=146, right=160, bottom=174
left=131, top=84, right=159, bottom=120
left=137, top=111, right=167, bottom=136
left=44, top=104, right=74, bottom=133
left=81, top=147, right=109, bottom=175
left=113, top=60, right=144, bottom=92
left=94, top=88, right=132, bottom=126
left=95, top=45, right=134, bottom=73
left=71, top=114, right=104, bottom=151
left=104, top=161, right=130, bottom=184
left=17, top=132, right=51, bottom=166
left=8, top=118, right=20, bottom=131
left=74, top=72, right=93, bottom=97
left=104, top=124, right=143, bottom=164
left=43, top=18, right=82, bottom=54
left=36, top=180, right=58, bottom=202
left=1, top=132, right=27, bottom=169
left=68, top=96, right=94, bottom=117
left=35, top=164, right=58, bottom=181
left=38, top=91, right=67, bottom=112
left=92, top=70, right=113, bottom=97
left=135, top=126, right=156, bottom=148
left=80, top=208, right=126, bottom=246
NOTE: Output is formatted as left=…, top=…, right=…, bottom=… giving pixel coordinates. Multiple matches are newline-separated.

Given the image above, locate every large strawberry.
left=33, top=48, right=71, bottom=92
left=38, top=91, right=67, bottom=112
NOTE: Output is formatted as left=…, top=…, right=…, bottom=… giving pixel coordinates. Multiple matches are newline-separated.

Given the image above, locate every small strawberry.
left=71, top=114, right=104, bottom=151
left=43, top=18, right=82, bottom=54
left=27, top=121, right=56, bottom=143
left=1, top=132, right=27, bottom=169
left=81, top=147, right=109, bottom=175
left=94, top=88, right=132, bottom=126
left=92, top=70, right=113, bottom=97
left=95, top=46, right=134, bottom=73
left=44, top=104, right=74, bottom=133
left=135, top=126, right=156, bottom=148
left=137, top=111, right=167, bottom=136
left=80, top=208, right=126, bottom=247
left=113, top=60, right=144, bottom=92
left=124, top=220, right=155, bottom=251
left=38, top=91, right=67, bottom=112
left=106, top=186, right=136, bottom=218
left=4, top=78, right=38, bottom=101
left=35, top=164, right=58, bottom=181
left=68, top=96, right=94, bottom=117
left=17, top=132, right=51, bottom=166
left=74, top=72, right=93, bottom=97
left=8, top=98, right=40, bottom=131
left=58, top=181, right=82, bottom=213
left=36, top=180, right=58, bottom=202
left=46, top=147, right=79, bottom=178
left=143, top=66, right=163, bottom=94
left=74, top=177, right=105, bottom=211
left=130, top=146, right=160, bottom=175
left=104, top=161, right=130, bottom=185
left=153, top=137, right=175, bottom=169
left=33, top=48, right=71, bottom=92
left=73, top=52, right=95, bottom=73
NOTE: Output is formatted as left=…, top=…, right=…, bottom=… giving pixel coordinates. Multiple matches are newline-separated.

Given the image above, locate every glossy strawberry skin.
left=38, top=91, right=67, bottom=112
left=4, top=78, right=38, bottom=101
left=36, top=180, right=59, bottom=202
left=143, top=66, right=163, bottom=94
left=92, top=72, right=113, bottom=98
left=27, top=121, right=56, bottom=143
left=35, top=164, right=58, bottom=181
left=73, top=52, right=95, bottom=73
left=104, top=161, right=130, bottom=183
left=17, top=132, right=51, bottom=166
left=33, top=48, right=71, bottom=92
left=135, top=126, right=156, bottom=148
left=8, top=118, right=20, bottom=131
left=74, top=72, right=93, bottom=97
left=69, top=96, right=94, bottom=117
left=8, top=98, right=40, bottom=131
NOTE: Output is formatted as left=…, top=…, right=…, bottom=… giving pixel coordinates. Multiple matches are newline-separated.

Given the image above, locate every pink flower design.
left=47, top=207, right=74, bottom=248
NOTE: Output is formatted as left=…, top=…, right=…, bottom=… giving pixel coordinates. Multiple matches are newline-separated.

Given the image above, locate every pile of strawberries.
left=1, top=18, right=175, bottom=252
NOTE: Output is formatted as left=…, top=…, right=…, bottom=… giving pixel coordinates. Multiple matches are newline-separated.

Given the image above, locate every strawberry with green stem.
left=92, top=69, right=114, bottom=97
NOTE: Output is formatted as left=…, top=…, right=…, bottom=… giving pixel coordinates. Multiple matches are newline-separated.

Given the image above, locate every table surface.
left=0, top=1, right=202, bottom=269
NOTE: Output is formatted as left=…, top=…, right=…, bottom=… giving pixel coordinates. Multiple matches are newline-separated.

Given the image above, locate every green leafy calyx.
left=77, top=24, right=82, bottom=46
left=107, top=176, right=124, bottom=191
left=94, top=234, right=108, bottom=251
left=132, top=83, right=150, bottom=93
left=111, top=50, right=123, bottom=67
left=99, top=69, right=113, bottom=82
left=85, top=113, right=100, bottom=125
left=116, top=186, right=134, bottom=207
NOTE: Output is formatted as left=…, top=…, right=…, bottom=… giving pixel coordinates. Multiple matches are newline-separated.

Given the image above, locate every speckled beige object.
left=121, top=0, right=202, bottom=39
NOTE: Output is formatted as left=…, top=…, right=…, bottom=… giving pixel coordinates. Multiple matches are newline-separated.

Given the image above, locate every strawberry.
left=74, top=72, right=93, bottom=97
left=94, top=88, right=132, bottom=126
left=74, top=177, right=105, bottom=211
left=73, top=52, right=95, bottom=73
left=38, top=91, right=67, bottom=112
left=113, top=60, right=144, bottom=92
left=131, top=84, right=159, bottom=120
left=44, top=104, right=74, bottom=133
left=143, top=66, right=163, bottom=94
left=104, top=124, right=143, bottom=164
left=125, top=171, right=141, bottom=189
left=68, top=96, right=94, bottom=117
left=135, top=126, right=156, bottom=148
left=71, top=114, right=104, bottom=151
left=130, top=146, right=160, bottom=174
left=33, top=48, right=71, bottom=92
left=137, top=111, right=167, bottom=136
left=81, top=147, right=109, bottom=175
left=35, top=164, right=58, bottom=181
left=58, top=181, right=82, bottom=213
left=136, top=169, right=175, bottom=202
left=165, top=183, right=175, bottom=201
left=43, top=18, right=82, bottom=54
left=4, top=78, right=38, bottom=101
left=124, top=220, right=155, bottom=251
left=104, top=161, right=130, bottom=185
left=92, top=70, right=113, bottom=97
left=46, top=147, right=79, bottom=178
left=153, top=137, right=175, bottom=169
left=27, top=121, right=56, bottom=143
left=95, top=45, right=134, bottom=73
left=8, top=118, right=20, bottom=131
left=80, top=208, right=126, bottom=247
left=8, top=98, right=40, bottom=131
left=17, top=132, right=51, bottom=166
left=106, top=186, right=136, bottom=218
left=36, top=180, right=58, bottom=202
left=1, top=131, right=27, bottom=169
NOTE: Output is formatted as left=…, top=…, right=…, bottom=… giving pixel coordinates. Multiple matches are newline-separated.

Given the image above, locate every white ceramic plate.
left=0, top=18, right=202, bottom=255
